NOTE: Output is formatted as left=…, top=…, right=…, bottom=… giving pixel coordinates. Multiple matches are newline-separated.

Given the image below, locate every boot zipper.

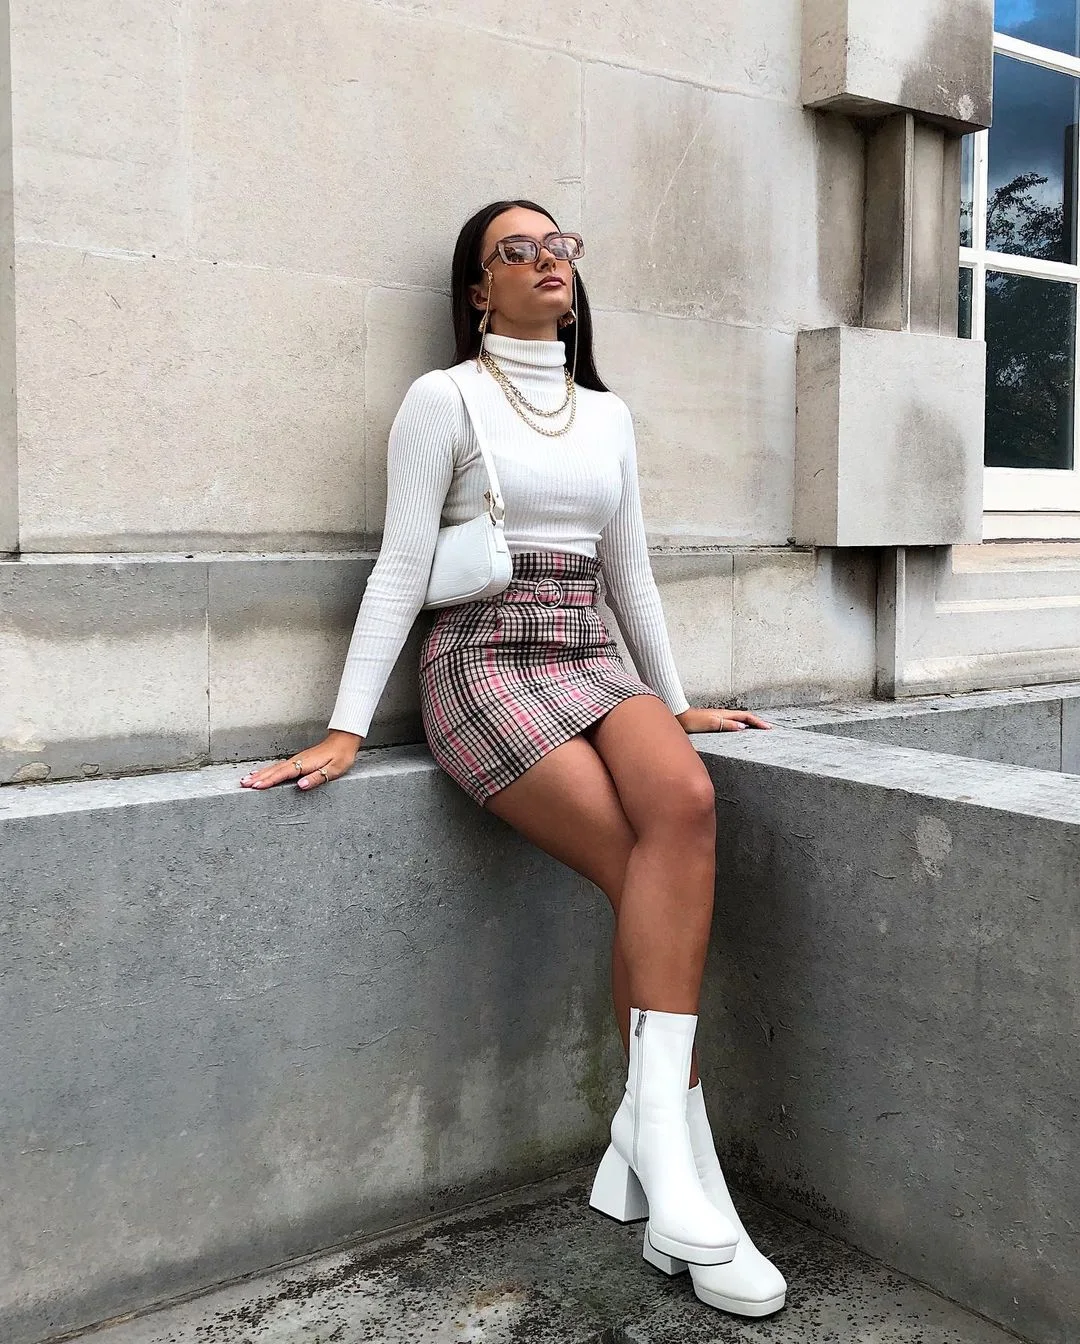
left=633, top=1011, right=647, bottom=1169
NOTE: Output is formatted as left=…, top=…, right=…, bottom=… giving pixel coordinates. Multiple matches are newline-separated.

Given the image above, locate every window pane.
left=987, top=54, right=1079, bottom=263
left=985, top=271, right=1075, bottom=469
left=961, top=135, right=975, bottom=248
left=959, top=268, right=974, bottom=338
left=995, top=0, right=1080, bottom=56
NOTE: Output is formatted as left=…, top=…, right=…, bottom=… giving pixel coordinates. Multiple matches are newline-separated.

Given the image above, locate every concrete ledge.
left=768, top=681, right=1080, bottom=772
left=5, top=724, right=1077, bottom=1342
left=693, top=729, right=1079, bottom=1344
left=1, top=751, right=623, bottom=1344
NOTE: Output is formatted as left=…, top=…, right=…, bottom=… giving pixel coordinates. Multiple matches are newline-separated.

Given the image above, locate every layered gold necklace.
left=480, top=350, right=577, bottom=437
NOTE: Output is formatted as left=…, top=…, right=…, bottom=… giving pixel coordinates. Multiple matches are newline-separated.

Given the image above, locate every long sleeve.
left=597, top=401, right=691, bottom=716
left=328, top=372, right=458, bottom=737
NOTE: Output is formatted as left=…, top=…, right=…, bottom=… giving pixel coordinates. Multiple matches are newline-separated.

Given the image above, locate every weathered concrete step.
left=66, top=1171, right=1024, bottom=1344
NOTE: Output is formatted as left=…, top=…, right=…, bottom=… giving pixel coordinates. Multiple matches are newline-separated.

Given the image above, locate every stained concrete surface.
left=79, top=1171, right=1023, bottom=1344
left=693, top=731, right=1080, bottom=1344
left=2, top=753, right=623, bottom=1344
left=6, top=730, right=1077, bottom=1343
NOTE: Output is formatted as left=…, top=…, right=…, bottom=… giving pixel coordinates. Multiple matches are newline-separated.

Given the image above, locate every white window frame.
left=964, top=31, right=1080, bottom=538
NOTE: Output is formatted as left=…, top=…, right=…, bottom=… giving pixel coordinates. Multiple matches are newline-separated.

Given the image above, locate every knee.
left=650, top=767, right=716, bottom=844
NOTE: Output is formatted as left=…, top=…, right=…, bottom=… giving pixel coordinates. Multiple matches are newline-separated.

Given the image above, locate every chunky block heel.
left=588, top=1143, right=649, bottom=1222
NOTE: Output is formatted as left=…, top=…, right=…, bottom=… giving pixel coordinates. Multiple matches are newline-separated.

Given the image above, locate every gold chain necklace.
left=481, top=351, right=577, bottom=438
left=480, top=351, right=573, bottom=417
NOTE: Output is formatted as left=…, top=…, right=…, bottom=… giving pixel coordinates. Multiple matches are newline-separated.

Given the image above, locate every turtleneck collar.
left=483, top=332, right=566, bottom=375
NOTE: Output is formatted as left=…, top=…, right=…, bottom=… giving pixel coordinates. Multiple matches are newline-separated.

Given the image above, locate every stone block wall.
left=5, top=0, right=1070, bottom=779
left=1, top=0, right=886, bottom=780
left=0, top=0, right=14, bottom=554
left=8, top=0, right=859, bottom=558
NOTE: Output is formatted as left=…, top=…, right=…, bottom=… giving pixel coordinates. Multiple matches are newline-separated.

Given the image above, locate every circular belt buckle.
left=535, top=578, right=565, bottom=607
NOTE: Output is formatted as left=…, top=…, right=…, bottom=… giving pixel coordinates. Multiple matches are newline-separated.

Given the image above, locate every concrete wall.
left=4, top=726, right=1078, bottom=1344
left=0, top=752, right=624, bottom=1344
left=694, top=729, right=1080, bottom=1344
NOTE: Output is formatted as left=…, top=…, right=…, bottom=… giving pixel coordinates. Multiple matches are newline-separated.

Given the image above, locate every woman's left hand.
left=676, top=707, right=773, bottom=734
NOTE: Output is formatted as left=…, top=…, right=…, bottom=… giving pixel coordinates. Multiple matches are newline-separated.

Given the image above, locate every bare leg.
left=585, top=696, right=716, bottom=1013
left=486, top=732, right=635, bottom=1037
left=485, top=696, right=713, bottom=1074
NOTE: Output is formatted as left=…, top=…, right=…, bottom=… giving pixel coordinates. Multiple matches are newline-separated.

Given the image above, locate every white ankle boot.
left=642, top=1082, right=787, bottom=1316
left=589, top=1010, right=739, bottom=1266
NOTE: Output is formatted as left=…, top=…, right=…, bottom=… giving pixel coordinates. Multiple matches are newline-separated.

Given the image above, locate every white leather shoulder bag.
left=422, top=366, right=514, bottom=610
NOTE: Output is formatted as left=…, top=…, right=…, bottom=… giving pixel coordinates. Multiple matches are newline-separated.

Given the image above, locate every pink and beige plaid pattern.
left=420, top=551, right=657, bottom=805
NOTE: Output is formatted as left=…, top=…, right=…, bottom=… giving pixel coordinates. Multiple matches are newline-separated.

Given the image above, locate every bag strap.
left=442, top=366, right=505, bottom=522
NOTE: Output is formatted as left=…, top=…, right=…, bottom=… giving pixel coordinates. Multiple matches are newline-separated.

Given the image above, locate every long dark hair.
left=451, top=199, right=609, bottom=392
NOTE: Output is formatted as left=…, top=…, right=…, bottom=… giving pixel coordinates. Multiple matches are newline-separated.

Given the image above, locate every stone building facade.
left=6, top=0, right=1075, bottom=783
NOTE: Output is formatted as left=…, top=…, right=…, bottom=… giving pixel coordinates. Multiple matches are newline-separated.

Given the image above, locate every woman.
left=241, top=200, right=786, bottom=1317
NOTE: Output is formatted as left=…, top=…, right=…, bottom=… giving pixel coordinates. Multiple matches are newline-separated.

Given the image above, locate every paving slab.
left=74, top=1172, right=1023, bottom=1344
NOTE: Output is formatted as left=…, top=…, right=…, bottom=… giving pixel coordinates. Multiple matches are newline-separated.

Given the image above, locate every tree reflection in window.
left=961, top=136, right=974, bottom=248
left=971, top=23, right=1080, bottom=473
left=988, top=170, right=1076, bottom=260
left=986, top=53, right=1078, bottom=263
left=984, top=172, right=1075, bottom=470
left=986, top=268, right=1075, bottom=469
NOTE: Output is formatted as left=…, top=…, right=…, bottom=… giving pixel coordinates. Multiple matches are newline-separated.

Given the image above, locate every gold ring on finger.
left=292, top=758, right=304, bottom=773
left=318, top=766, right=330, bottom=784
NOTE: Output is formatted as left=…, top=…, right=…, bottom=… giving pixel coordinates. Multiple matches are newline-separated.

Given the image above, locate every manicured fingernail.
left=298, top=780, right=310, bottom=789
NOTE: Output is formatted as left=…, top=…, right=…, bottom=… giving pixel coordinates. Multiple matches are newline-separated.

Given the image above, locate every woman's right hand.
left=239, top=729, right=363, bottom=791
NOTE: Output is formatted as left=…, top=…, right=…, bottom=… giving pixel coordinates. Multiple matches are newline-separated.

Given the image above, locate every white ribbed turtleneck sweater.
left=329, top=334, right=690, bottom=737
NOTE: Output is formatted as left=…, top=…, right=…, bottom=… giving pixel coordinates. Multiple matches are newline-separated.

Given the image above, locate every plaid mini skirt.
left=419, top=551, right=657, bottom=805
